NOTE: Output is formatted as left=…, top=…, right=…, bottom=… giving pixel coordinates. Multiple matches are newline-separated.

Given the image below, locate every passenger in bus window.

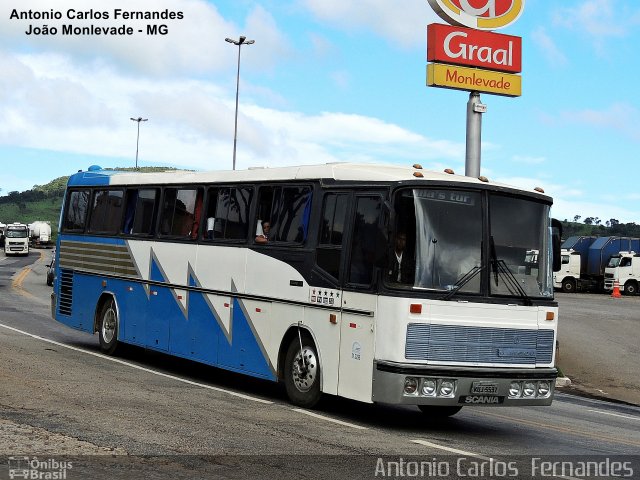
left=255, top=220, right=270, bottom=243
left=388, top=232, right=414, bottom=284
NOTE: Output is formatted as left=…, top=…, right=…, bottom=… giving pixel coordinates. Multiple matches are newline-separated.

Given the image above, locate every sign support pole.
left=465, top=91, right=484, bottom=177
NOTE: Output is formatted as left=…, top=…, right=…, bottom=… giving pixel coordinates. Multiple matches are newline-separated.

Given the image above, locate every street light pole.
left=225, top=35, right=255, bottom=170
left=130, top=117, right=148, bottom=170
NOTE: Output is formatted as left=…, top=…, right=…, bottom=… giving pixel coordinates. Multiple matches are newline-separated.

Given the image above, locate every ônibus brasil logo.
left=428, top=0, right=525, bottom=30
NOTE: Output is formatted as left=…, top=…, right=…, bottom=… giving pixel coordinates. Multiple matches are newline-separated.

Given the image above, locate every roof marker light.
left=413, top=172, right=424, bottom=178
left=534, top=187, right=545, bottom=193
left=413, top=163, right=423, bottom=169
left=444, top=168, right=455, bottom=175
left=478, top=176, right=489, bottom=182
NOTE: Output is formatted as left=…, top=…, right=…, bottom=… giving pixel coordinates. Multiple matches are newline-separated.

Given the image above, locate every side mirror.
left=551, top=218, right=562, bottom=272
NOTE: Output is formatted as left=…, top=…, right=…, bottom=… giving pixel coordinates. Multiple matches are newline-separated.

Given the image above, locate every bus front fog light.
left=509, top=381, right=522, bottom=398
left=438, top=380, right=455, bottom=397
left=537, top=381, right=550, bottom=397
left=404, top=377, right=418, bottom=395
left=523, top=382, right=536, bottom=397
left=421, top=379, right=436, bottom=396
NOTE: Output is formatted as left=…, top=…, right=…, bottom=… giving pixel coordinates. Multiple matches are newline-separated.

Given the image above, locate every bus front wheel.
left=418, top=405, right=462, bottom=418
left=284, top=336, right=321, bottom=408
left=98, top=299, right=119, bottom=355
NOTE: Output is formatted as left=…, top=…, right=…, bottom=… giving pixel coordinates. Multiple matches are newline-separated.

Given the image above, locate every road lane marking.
left=411, top=441, right=584, bottom=480
left=0, top=322, right=273, bottom=405
left=411, top=439, right=490, bottom=459
left=11, top=266, right=37, bottom=300
left=472, top=409, right=640, bottom=448
left=587, top=409, right=640, bottom=421
left=292, top=408, right=368, bottom=430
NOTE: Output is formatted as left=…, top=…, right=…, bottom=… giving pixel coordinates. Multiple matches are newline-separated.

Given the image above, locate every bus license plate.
left=471, top=382, right=498, bottom=394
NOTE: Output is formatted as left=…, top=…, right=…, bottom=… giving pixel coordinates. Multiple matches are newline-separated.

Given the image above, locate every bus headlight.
left=523, top=382, right=536, bottom=397
left=509, top=381, right=522, bottom=398
left=404, top=377, right=418, bottom=395
left=438, top=380, right=455, bottom=397
left=421, top=379, right=436, bottom=396
left=537, top=381, right=551, bottom=397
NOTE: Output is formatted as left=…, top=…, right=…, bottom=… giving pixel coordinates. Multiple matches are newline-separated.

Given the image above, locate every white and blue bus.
left=51, top=163, right=561, bottom=416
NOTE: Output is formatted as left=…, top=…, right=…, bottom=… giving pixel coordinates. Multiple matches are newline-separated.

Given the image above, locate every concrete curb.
left=555, top=377, right=572, bottom=388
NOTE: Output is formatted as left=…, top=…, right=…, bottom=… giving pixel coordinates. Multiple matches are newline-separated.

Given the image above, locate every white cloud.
left=561, top=103, right=640, bottom=141
left=531, top=27, right=567, bottom=67
left=552, top=0, right=626, bottom=37
left=301, top=0, right=439, bottom=48
left=0, top=48, right=463, bottom=175
left=0, top=0, right=287, bottom=76
left=551, top=0, right=634, bottom=55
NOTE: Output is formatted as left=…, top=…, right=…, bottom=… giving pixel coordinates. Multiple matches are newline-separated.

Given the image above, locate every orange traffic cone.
left=612, top=279, right=622, bottom=298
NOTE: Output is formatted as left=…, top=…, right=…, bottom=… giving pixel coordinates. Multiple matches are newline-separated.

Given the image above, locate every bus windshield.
left=387, top=188, right=553, bottom=299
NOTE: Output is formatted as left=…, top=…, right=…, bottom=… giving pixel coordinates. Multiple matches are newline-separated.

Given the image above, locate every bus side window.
left=62, top=190, right=90, bottom=232
left=123, top=189, right=158, bottom=235
left=316, top=193, right=348, bottom=280
left=256, top=185, right=312, bottom=244
left=160, top=188, right=202, bottom=238
left=88, top=189, right=124, bottom=234
left=348, top=196, right=381, bottom=286
left=204, top=186, right=253, bottom=241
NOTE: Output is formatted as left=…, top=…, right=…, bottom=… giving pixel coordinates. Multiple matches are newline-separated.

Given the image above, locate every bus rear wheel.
left=98, top=299, right=119, bottom=355
left=418, top=405, right=462, bottom=418
left=284, top=336, right=321, bottom=408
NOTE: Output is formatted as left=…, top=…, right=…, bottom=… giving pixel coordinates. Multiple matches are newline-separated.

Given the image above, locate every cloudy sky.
left=1, top=0, right=639, bottom=223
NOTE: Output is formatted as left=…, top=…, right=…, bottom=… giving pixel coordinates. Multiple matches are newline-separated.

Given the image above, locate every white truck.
left=603, top=251, right=640, bottom=295
left=4, top=223, right=29, bottom=256
left=553, top=248, right=582, bottom=292
left=28, top=220, right=53, bottom=247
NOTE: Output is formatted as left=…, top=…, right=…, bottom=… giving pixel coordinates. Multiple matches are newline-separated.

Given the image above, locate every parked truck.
left=28, top=220, right=53, bottom=247
left=603, top=251, right=640, bottom=295
left=553, top=236, right=640, bottom=292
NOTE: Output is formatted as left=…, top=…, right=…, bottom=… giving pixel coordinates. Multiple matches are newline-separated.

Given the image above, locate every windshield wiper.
left=490, top=236, right=532, bottom=305
left=442, top=264, right=484, bottom=301
left=493, top=259, right=533, bottom=306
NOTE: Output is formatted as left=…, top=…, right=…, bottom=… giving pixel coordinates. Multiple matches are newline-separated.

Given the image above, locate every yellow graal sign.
left=427, top=63, right=521, bottom=97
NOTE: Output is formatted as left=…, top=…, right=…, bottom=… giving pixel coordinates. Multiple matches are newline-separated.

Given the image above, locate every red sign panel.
left=427, top=23, right=522, bottom=73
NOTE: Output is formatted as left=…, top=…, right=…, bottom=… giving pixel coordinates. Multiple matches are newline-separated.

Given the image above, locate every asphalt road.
left=1, top=252, right=639, bottom=479
left=556, top=292, right=640, bottom=405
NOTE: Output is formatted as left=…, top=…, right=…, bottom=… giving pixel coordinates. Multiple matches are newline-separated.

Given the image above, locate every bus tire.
left=418, top=405, right=462, bottom=417
left=284, top=336, right=321, bottom=408
left=98, top=299, right=119, bottom=355
left=562, top=278, right=576, bottom=293
left=623, top=281, right=637, bottom=296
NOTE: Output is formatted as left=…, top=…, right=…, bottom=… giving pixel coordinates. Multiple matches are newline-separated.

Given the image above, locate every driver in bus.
left=388, top=231, right=415, bottom=284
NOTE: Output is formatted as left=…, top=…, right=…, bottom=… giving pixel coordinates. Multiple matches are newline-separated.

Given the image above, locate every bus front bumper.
left=372, top=361, right=557, bottom=407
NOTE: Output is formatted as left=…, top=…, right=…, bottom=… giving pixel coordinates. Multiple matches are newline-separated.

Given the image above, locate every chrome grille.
left=406, top=324, right=554, bottom=365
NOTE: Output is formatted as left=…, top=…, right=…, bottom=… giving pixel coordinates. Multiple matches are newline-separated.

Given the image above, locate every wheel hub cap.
left=292, top=347, right=317, bottom=392
left=102, top=307, right=116, bottom=344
